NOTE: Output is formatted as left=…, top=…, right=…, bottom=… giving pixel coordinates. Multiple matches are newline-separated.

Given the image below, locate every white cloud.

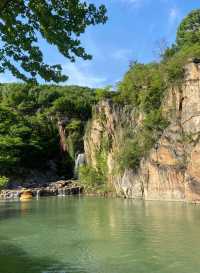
left=81, top=32, right=106, bottom=61
left=0, top=73, right=17, bottom=83
left=112, top=0, right=144, bottom=7
left=119, top=0, right=141, bottom=4
left=169, top=8, right=179, bottom=24
left=112, top=49, right=133, bottom=62
left=63, top=62, right=107, bottom=88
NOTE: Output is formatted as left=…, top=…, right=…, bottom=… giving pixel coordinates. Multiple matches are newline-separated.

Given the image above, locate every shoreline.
left=0, top=180, right=83, bottom=200
left=1, top=185, right=200, bottom=205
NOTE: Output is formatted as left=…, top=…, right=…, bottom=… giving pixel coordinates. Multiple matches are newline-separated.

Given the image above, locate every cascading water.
left=58, top=188, right=66, bottom=196
left=36, top=189, right=40, bottom=199
left=74, top=153, right=85, bottom=178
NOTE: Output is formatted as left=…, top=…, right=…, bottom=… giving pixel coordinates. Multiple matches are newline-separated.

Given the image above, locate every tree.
left=0, top=0, right=107, bottom=83
left=153, top=38, right=168, bottom=60
left=0, top=83, right=96, bottom=177
left=176, top=9, right=200, bottom=48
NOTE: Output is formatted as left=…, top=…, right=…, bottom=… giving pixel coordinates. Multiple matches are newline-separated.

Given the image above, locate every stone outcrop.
left=84, top=61, right=200, bottom=202
left=57, top=117, right=69, bottom=153
left=0, top=180, right=83, bottom=200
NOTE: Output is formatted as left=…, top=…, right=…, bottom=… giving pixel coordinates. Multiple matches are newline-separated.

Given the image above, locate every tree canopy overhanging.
left=0, top=0, right=107, bottom=83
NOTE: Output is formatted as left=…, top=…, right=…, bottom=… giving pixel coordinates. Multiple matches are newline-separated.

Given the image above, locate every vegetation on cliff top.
left=111, top=9, right=200, bottom=174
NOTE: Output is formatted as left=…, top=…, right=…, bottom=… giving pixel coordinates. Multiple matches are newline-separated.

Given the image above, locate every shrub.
left=118, top=62, right=166, bottom=111
left=79, top=135, right=109, bottom=188
left=176, top=9, right=200, bottom=48
left=0, top=176, right=9, bottom=189
left=116, top=109, right=168, bottom=173
left=162, top=44, right=200, bottom=84
left=95, top=86, right=113, bottom=101
left=79, top=165, right=105, bottom=188
left=143, top=109, right=169, bottom=131
left=117, top=139, right=141, bottom=172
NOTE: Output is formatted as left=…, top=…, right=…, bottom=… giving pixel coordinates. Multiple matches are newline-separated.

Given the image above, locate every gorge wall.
left=84, top=62, right=200, bottom=202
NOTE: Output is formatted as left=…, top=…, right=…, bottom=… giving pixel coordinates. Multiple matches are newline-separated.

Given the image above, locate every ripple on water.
left=0, top=197, right=200, bottom=273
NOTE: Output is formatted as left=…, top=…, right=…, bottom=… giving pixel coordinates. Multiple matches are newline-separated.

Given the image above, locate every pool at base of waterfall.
left=0, top=197, right=200, bottom=273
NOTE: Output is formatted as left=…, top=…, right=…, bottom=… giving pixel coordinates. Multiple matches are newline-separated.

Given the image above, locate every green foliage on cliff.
left=176, top=9, right=200, bottom=48
left=117, top=138, right=141, bottom=172
left=0, top=84, right=95, bottom=178
left=79, top=162, right=106, bottom=189
left=116, top=109, right=169, bottom=173
left=164, top=44, right=200, bottom=83
left=95, top=86, right=114, bottom=101
left=118, top=62, right=167, bottom=111
left=79, top=135, right=108, bottom=189
left=116, top=61, right=169, bottom=172
left=0, top=176, right=9, bottom=189
left=79, top=165, right=99, bottom=187
left=118, top=9, right=200, bottom=103
left=160, top=10, right=200, bottom=84
left=113, top=10, right=200, bottom=173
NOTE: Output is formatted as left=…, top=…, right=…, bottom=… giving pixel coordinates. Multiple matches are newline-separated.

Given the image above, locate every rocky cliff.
left=84, top=62, right=200, bottom=202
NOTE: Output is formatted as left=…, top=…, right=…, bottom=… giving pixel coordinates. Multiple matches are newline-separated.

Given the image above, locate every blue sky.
left=1, top=0, right=200, bottom=88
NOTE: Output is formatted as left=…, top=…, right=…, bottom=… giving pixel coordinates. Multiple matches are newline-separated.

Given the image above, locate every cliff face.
left=84, top=62, right=200, bottom=202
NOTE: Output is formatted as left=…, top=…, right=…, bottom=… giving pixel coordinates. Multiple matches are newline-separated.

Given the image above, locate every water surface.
left=0, top=197, right=200, bottom=273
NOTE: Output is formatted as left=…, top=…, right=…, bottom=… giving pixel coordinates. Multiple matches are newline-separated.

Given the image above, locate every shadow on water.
left=0, top=238, right=89, bottom=273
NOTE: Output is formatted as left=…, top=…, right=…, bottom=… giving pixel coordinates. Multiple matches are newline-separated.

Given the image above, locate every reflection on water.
left=0, top=197, right=200, bottom=273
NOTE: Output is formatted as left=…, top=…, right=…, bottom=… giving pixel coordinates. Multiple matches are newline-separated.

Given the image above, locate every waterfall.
left=58, top=188, right=65, bottom=196
left=74, top=153, right=85, bottom=178
left=36, top=189, right=40, bottom=199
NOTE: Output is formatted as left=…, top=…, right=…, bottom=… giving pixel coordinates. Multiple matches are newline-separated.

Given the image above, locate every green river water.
left=0, top=196, right=200, bottom=273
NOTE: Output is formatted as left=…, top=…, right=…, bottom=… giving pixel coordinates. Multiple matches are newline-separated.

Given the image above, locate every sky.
left=1, top=0, right=200, bottom=88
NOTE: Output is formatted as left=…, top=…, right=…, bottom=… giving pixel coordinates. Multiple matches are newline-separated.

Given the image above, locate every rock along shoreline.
left=0, top=180, right=84, bottom=200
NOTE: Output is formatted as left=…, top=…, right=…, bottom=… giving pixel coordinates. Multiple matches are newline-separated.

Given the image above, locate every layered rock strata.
left=84, top=62, right=200, bottom=202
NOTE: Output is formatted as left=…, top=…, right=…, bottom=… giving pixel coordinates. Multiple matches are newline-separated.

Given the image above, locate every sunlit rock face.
left=141, top=124, right=186, bottom=201
left=84, top=62, right=200, bottom=202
